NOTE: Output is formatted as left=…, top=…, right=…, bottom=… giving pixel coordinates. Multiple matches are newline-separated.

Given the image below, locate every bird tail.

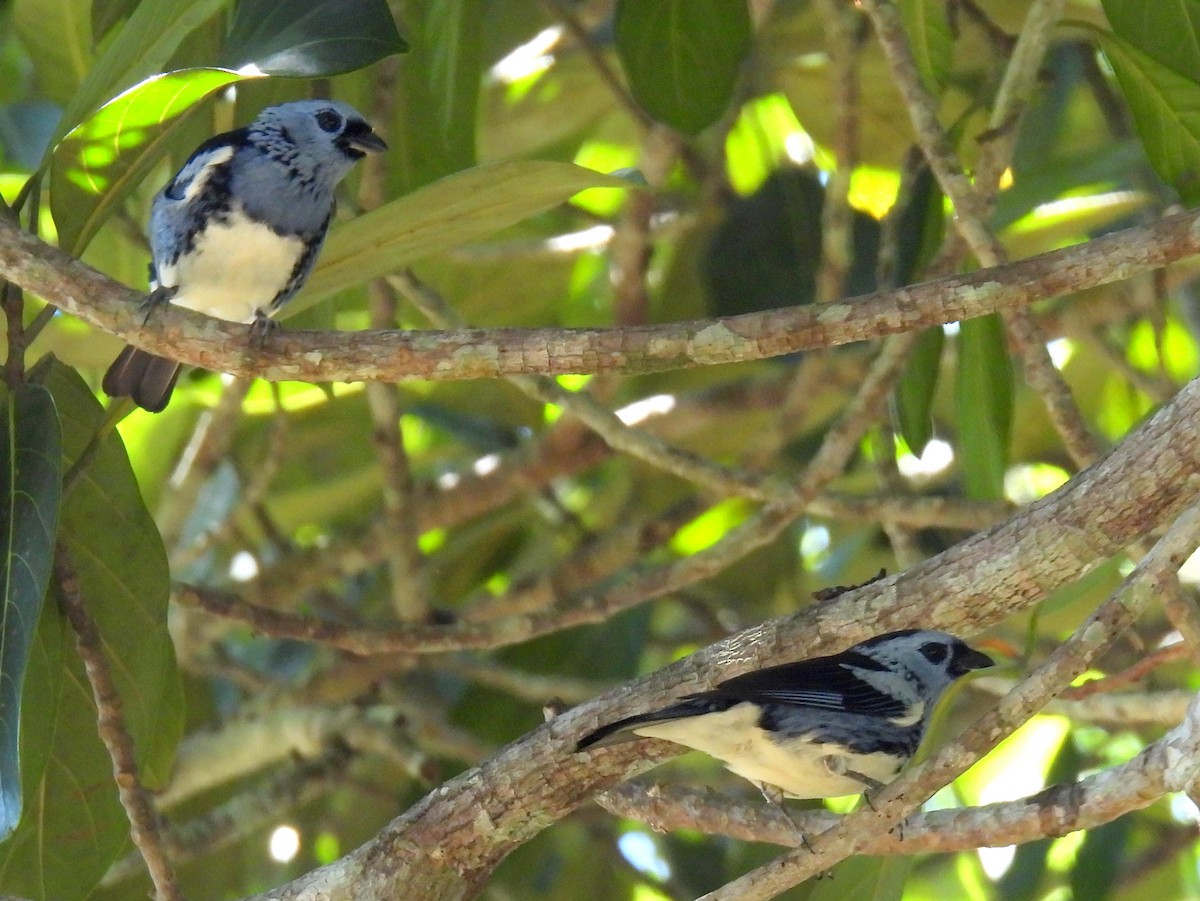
left=102, top=346, right=181, bottom=413
left=575, top=697, right=725, bottom=752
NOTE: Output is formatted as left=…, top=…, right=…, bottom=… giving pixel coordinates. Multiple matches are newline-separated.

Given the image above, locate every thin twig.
left=391, top=269, right=776, bottom=500
left=103, top=748, right=349, bottom=886
left=155, top=376, right=253, bottom=545
left=862, top=0, right=1101, bottom=469
left=185, top=336, right=918, bottom=655
left=815, top=0, right=865, bottom=303
left=361, top=57, right=430, bottom=622
left=55, top=544, right=183, bottom=901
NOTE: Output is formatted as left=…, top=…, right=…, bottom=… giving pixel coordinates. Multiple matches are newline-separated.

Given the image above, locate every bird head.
left=860, top=629, right=994, bottom=698
left=250, top=100, right=388, bottom=192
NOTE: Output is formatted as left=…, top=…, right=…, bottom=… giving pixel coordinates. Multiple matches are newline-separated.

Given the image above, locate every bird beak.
left=953, top=645, right=995, bottom=676
left=347, top=129, right=388, bottom=154
left=342, top=119, right=388, bottom=154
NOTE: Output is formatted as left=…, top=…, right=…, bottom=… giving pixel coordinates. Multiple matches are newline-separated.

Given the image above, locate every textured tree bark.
left=242, top=374, right=1200, bottom=900
left=3, top=211, right=1200, bottom=382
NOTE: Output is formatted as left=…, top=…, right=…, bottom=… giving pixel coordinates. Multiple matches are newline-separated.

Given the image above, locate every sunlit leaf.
left=48, top=0, right=227, bottom=150
left=296, top=161, right=635, bottom=308
left=0, top=385, right=61, bottom=841
left=51, top=68, right=245, bottom=254
left=1004, top=190, right=1151, bottom=258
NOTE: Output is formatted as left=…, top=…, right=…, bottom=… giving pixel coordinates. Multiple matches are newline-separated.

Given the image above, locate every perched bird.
left=103, top=100, right=387, bottom=412
left=576, top=630, right=992, bottom=800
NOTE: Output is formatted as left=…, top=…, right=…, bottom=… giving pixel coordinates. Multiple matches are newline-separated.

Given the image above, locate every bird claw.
left=138, top=285, right=176, bottom=325
left=757, top=783, right=819, bottom=857
left=249, top=310, right=280, bottom=349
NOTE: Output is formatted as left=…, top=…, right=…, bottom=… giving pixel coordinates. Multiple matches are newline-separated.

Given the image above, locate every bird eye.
left=920, top=642, right=948, bottom=664
left=315, top=108, right=343, bottom=133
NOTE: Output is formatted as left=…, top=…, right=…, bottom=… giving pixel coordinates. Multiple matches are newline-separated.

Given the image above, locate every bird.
left=102, top=99, right=388, bottom=412
left=576, top=629, right=993, bottom=800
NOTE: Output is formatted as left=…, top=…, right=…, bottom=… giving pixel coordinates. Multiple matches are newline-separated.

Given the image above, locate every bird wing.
left=575, top=651, right=910, bottom=752
left=702, top=651, right=909, bottom=719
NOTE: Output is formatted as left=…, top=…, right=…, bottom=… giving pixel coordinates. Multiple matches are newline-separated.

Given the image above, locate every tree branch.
left=2, top=212, right=1200, bottom=382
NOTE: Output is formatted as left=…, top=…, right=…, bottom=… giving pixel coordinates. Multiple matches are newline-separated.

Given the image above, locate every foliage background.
left=3, top=0, right=1200, bottom=900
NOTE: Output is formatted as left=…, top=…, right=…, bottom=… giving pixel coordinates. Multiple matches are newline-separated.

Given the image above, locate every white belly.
left=632, top=703, right=903, bottom=799
left=159, top=212, right=304, bottom=324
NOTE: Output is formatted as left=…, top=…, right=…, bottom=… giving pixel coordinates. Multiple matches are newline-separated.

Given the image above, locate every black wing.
left=706, top=650, right=908, bottom=718
left=576, top=648, right=907, bottom=752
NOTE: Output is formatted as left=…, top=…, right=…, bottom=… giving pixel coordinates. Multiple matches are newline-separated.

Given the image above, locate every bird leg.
left=757, top=783, right=819, bottom=857
left=844, top=768, right=885, bottom=810
left=138, top=285, right=177, bottom=325
left=249, top=308, right=281, bottom=348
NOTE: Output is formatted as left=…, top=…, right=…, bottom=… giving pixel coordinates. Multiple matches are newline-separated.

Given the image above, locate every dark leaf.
left=955, top=315, right=1013, bottom=500
left=895, top=326, right=944, bottom=454
left=0, top=359, right=183, bottom=899
left=0, top=384, right=61, bottom=840
left=424, top=0, right=483, bottom=159
left=0, top=583, right=126, bottom=900
left=222, top=0, right=407, bottom=77
left=614, top=0, right=752, bottom=134
left=897, top=0, right=951, bottom=92
left=1070, top=816, right=1131, bottom=901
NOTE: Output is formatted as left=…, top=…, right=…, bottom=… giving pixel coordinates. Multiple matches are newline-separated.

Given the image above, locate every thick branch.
left=1, top=212, right=1199, bottom=381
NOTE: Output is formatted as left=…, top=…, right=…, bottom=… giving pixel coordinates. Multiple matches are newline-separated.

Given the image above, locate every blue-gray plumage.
left=103, top=100, right=387, bottom=412
left=576, top=630, right=992, bottom=800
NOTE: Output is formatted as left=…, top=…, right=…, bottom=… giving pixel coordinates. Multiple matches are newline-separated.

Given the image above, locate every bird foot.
left=138, top=285, right=177, bottom=325
left=757, top=783, right=818, bottom=856
left=249, top=309, right=280, bottom=349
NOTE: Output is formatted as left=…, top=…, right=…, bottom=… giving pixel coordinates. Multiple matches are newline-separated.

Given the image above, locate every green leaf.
left=895, top=326, right=944, bottom=453
left=898, top=0, right=952, bottom=92
left=0, top=385, right=62, bottom=841
left=31, top=359, right=183, bottom=789
left=51, top=69, right=244, bottom=254
left=807, top=856, right=912, bottom=901
left=295, top=161, right=635, bottom=308
left=955, top=315, right=1013, bottom=500
left=47, top=0, right=228, bottom=151
left=424, top=0, right=482, bottom=156
left=12, top=0, right=92, bottom=106
left=1102, top=0, right=1200, bottom=83
left=1098, top=30, right=1200, bottom=205
left=1, top=358, right=185, bottom=897
left=0, top=584, right=126, bottom=901
left=222, top=0, right=407, bottom=77
left=614, top=0, right=752, bottom=134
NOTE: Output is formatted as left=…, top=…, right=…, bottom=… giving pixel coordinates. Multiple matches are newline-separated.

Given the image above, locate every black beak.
left=347, top=129, right=388, bottom=154
left=951, top=645, right=995, bottom=677
left=342, top=118, right=388, bottom=154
